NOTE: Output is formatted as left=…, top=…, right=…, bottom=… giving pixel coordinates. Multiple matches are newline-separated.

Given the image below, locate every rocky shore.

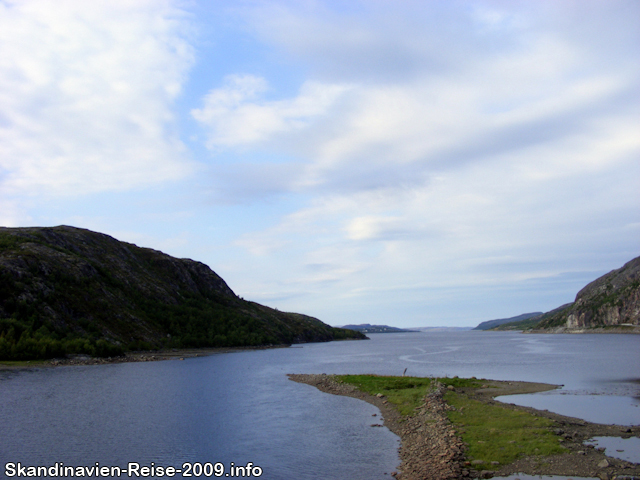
left=288, top=374, right=640, bottom=480
left=0, top=345, right=289, bottom=369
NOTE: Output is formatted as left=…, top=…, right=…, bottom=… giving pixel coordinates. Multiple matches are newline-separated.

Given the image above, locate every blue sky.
left=1, top=0, right=638, bottom=327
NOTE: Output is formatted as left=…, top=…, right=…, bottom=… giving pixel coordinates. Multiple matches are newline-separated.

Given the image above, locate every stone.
left=597, top=459, right=610, bottom=468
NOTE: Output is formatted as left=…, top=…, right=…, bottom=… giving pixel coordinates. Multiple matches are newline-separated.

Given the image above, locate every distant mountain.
left=341, top=323, right=417, bottom=333
left=412, top=326, right=474, bottom=332
left=473, top=312, right=543, bottom=331
left=488, top=305, right=571, bottom=331
left=533, top=256, right=640, bottom=331
left=0, top=226, right=365, bottom=360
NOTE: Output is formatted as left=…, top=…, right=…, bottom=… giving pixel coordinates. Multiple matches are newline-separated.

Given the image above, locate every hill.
left=473, top=312, right=543, bottom=331
left=532, top=256, right=640, bottom=331
left=0, top=226, right=365, bottom=360
left=341, top=324, right=417, bottom=333
left=489, top=305, right=572, bottom=331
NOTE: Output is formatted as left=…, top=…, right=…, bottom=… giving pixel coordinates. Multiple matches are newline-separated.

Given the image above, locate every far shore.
left=0, top=344, right=291, bottom=370
left=289, top=374, right=640, bottom=480
left=523, top=325, right=640, bottom=334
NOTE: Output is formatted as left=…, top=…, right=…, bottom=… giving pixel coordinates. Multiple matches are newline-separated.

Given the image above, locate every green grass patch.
left=336, top=374, right=436, bottom=416
left=444, top=391, right=565, bottom=468
left=438, top=376, right=483, bottom=389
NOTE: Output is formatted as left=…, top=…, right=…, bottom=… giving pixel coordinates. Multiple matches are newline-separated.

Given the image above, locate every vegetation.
left=444, top=391, right=565, bottom=468
left=338, top=374, right=565, bottom=469
left=474, top=312, right=542, bottom=331
left=337, top=374, right=437, bottom=415
left=0, top=226, right=364, bottom=360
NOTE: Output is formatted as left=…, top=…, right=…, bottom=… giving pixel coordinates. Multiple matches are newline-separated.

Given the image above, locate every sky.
left=0, top=0, right=638, bottom=328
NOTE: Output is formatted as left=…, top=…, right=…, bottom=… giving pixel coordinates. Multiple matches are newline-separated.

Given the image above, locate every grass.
left=336, top=374, right=436, bottom=415
left=337, top=374, right=566, bottom=470
left=336, top=375, right=482, bottom=416
left=444, top=391, right=565, bottom=468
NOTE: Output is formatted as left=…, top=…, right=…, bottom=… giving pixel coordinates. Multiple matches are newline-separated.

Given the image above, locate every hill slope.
left=341, top=324, right=417, bottom=333
left=0, top=226, right=364, bottom=360
left=490, top=304, right=572, bottom=331
left=534, top=256, right=640, bottom=331
left=473, top=312, right=543, bottom=331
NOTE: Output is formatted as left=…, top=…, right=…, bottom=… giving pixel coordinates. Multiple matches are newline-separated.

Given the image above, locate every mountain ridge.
left=473, top=312, right=543, bottom=331
left=477, top=256, right=640, bottom=333
left=0, top=226, right=364, bottom=360
left=533, top=256, right=640, bottom=331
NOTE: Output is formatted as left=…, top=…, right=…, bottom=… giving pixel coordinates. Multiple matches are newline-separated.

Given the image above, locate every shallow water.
left=583, top=436, right=640, bottom=463
left=0, top=331, right=638, bottom=479
left=497, top=392, right=640, bottom=425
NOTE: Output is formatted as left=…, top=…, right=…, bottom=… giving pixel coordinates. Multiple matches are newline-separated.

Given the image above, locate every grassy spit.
left=336, top=375, right=565, bottom=470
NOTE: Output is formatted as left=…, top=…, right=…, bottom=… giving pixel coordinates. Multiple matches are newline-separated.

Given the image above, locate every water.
left=0, top=331, right=638, bottom=479
left=584, top=436, right=640, bottom=463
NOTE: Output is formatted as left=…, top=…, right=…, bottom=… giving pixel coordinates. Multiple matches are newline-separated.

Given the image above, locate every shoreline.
left=0, top=344, right=290, bottom=370
left=288, top=374, right=640, bottom=480
left=524, top=325, right=640, bottom=334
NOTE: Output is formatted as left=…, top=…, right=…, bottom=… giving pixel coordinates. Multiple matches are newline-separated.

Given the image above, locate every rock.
left=598, top=459, right=610, bottom=468
left=577, top=450, right=586, bottom=455
left=471, top=460, right=484, bottom=465
left=447, top=385, right=455, bottom=391
left=480, top=470, right=494, bottom=479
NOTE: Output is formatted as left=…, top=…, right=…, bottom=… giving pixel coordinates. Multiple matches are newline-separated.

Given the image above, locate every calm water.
left=0, top=331, right=638, bottom=479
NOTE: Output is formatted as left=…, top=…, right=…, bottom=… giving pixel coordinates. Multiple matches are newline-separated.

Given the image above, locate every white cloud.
left=191, top=74, right=352, bottom=148
left=0, top=0, right=194, bottom=197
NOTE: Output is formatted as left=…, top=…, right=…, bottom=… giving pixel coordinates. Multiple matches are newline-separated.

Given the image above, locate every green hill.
left=489, top=305, right=572, bottom=331
left=0, top=226, right=364, bottom=360
left=341, top=323, right=417, bottom=333
left=473, top=312, right=543, bottom=331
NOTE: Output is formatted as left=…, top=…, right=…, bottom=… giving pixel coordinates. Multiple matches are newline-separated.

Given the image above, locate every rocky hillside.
left=0, top=226, right=364, bottom=360
left=534, top=256, right=640, bottom=331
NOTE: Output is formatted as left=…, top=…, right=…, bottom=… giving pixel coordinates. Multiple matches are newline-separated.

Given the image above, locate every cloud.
left=191, top=74, right=352, bottom=149
left=0, top=0, right=194, bottom=197
left=196, top=0, right=639, bottom=199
